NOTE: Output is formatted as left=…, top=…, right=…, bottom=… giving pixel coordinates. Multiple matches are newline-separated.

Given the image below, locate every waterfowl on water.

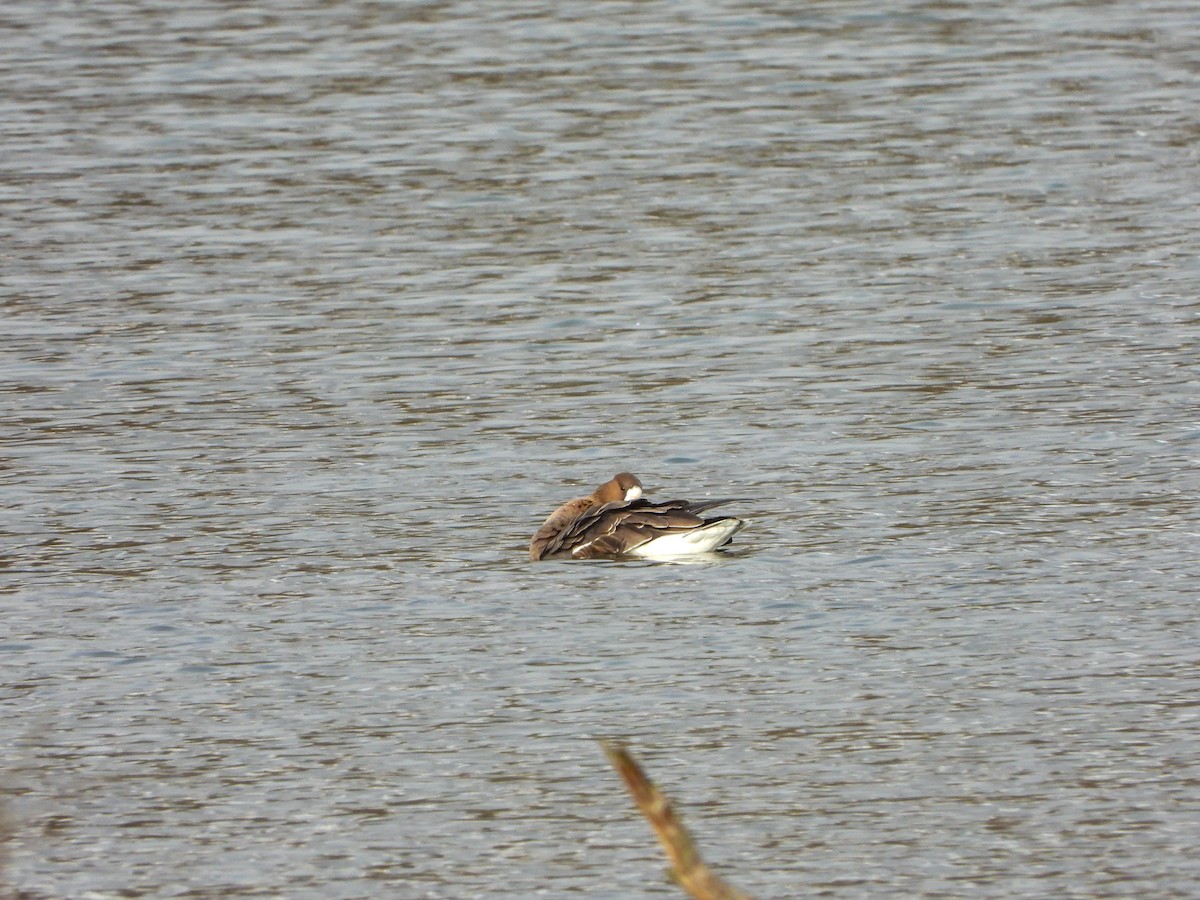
left=529, top=472, right=746, bottom=561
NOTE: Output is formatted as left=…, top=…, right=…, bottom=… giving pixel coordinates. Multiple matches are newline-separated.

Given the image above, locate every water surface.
left=3, top=0, right=1199, bottom=896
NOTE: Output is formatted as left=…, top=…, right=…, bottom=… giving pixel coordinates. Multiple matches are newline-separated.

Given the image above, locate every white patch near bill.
left=624, top=485, right=643, bottom=501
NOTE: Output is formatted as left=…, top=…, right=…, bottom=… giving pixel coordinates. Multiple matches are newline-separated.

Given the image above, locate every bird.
left=529, top=472, right=746, bottom=560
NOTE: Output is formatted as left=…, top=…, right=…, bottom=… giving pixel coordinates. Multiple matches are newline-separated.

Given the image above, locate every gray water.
left=3, top=0, right=1199, bottom=897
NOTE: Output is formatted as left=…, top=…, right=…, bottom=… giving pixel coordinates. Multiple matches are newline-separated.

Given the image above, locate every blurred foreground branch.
left=603, top=742, right=753, bottom=900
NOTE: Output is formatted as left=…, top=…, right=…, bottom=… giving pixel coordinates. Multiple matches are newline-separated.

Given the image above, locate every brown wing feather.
left=564, top=499, right=742, bottom=558
left=562, top=503, right=649, bottom=558
left=572, top=525, right=648, bottom=559
left=532, top=496, right=748, bottom=560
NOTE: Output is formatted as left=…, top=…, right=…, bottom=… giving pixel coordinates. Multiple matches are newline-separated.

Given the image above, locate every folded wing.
left=562, top=498, right=743, bottom=559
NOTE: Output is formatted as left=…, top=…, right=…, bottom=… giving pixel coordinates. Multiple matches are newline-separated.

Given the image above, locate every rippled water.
left=3, top=0, right=1199, bottom=896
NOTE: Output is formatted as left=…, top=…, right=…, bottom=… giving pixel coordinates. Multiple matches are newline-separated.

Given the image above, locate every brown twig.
left=603, top=742, right=753, bottom=900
